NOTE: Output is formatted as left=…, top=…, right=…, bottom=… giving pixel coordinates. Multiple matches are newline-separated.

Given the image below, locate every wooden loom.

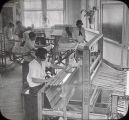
left=36, top=33, right=105, bottom=120
left=23, top=29, right=128, bottom=119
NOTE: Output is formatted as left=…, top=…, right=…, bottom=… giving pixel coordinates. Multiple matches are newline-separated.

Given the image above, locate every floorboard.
left=0, top=64, right=24, bottom=120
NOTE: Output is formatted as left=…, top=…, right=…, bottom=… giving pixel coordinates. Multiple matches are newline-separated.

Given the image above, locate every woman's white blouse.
left=27, top=59, right=50, bottom=87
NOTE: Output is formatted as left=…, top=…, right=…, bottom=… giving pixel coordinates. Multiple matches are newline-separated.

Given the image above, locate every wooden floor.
left=0, top=64, right=24, bottom=120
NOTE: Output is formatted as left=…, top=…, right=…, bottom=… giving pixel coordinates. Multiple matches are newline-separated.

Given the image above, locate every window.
left=46, top=0, right=64, bottom=27
left=102, top=2, right=123, bottom=43
left=23, top=0, right=43, bottom=28
left=23, top=0, right=64, bottom=28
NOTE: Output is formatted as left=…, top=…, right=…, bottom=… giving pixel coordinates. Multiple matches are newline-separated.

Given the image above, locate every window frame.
left=23, top=0, right=65, bottom=28
left=45, top=0, right=65, bottom=27
left=100, top=0, right=125, bottom=45
left=23, top=0, right=43, bottom=28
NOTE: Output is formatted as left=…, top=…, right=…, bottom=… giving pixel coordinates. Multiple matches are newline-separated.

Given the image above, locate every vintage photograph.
left=0, top=0, right=129, bottom=120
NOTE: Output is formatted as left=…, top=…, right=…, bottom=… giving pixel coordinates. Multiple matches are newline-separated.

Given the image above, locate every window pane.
left=102, top=4, right=123, bottom=43
left=47, top=0, right=63, bottom=9
left=24, top=11, right=43, bottom=28
left=47, top=11, right=63, bottom=27
left=24, top=0, right=42, bottom=10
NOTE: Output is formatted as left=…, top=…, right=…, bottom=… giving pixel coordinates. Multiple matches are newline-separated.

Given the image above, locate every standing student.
left=15, top=21, right=32, bottom=36
left=60, top=26, right=73, bottom=43
left=15, top=21, right=26, bottom=36
left=4, top=22, right=15, bottom=60
left=73, top=19, right=87, bottom=43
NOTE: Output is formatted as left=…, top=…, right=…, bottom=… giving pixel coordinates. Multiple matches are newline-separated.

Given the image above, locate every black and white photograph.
left=0, top=0, right=129, bottom=120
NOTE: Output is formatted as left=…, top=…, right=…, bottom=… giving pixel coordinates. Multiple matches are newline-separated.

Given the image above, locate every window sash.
left=24, top=11, right=43, bottom=28
left=23, top=0, right=65, bottom=28
left=47, top=0, right=63, bottom=10
left=24, top=0, right=42, bottom=10
left=47, top=10, right=64, bottom=27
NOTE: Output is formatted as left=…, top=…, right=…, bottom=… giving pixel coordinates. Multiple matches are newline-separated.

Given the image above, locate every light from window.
left=24, top=11, right=43, bottom=28
left=24, top=0, right=42, bottom=10
left=23, top=0, right=64, bottom=28
left=47, top=0, right=63, bottom=9
left=47, top=0, right=64, bottom=27
left=24, top=0, right=43, bottom=28
left=47, top=11, right=63, bottom=27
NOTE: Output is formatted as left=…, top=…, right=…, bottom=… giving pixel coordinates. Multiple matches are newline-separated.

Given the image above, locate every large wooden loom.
left=36, top=33, right=105, bottom=120
left=23, top=29, right=128, bottom=120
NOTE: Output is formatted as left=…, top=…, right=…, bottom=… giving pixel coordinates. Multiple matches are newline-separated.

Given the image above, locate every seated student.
left=25, top=48, right=54, bottom=119
left=23, top=32, right=36, bottom=60
left=73, top=19, right=87, bottom=43
left=27, top=48, right=64, bottom=92
left=13, top=31, right=35, bottom=59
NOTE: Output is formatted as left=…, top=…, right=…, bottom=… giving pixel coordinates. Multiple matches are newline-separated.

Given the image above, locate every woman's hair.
left=16, top=21, right=22, bottom=25
left=76, top=19, right=83, bottom=26
left=8, top=22, right=14, bottom=28
left=35, top=48, right=48, bottom=59
left=65, top=27, right=72, bottom=37
left=18, top=32, right=24, bottom=38
left=29, top=32, right=36, bottom=39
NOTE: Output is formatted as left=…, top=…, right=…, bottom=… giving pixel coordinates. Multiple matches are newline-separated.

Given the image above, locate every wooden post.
left=97, top=35, right=103, bottom=103
left=82, top=46, right=90, bottom=120
left=37, top=86, right=46, bottom=120
left=52, top=36, right=59, bottom=64
left=111, top=94, right=118, bottom=118
left=51, top=36, right=59, bottom=76
left=65, top=55, right=69, bottom=66
left=37, top=92, right=43, bottom=120
left=62, top=85, right=67, bottom=120
left=98, top=36, right=103, bottom=59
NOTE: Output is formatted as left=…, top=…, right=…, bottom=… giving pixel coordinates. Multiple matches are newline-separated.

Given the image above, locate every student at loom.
left=15, top=21, right=32, bottom=41
left=15, top=21, right=26, bottom=36
left=22, top=31, right=36, bottom=89
left=73, top=19, right=87, bottom=43
left=27, top=48, right=65, bottom=94
left=12, top=31, right=25, bottom=61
